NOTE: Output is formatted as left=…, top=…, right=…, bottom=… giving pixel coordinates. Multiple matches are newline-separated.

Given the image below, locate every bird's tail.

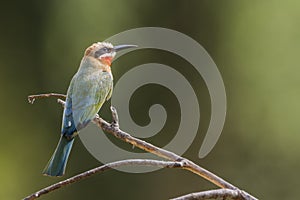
left=43, top=135, right=75, bottom=177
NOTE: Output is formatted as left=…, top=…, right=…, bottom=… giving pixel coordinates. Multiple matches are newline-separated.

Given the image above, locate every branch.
left=28, top=93, right=66, bottom=104
left=94, top=107, right=237, bottom=189
left=26, top=93, right=258, bottom=200
left=24, top=159, right=183, bottom=200
left=171, top=189, right=250, bottom=200
left=93, top=109, right=257, bottom=200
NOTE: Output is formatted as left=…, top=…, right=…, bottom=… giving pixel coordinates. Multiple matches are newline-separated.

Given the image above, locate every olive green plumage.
left=43, top=42, right=136, bottom=176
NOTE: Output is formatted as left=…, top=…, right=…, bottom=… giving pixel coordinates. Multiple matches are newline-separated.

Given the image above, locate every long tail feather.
left=43, top=135, right=74, bottom=177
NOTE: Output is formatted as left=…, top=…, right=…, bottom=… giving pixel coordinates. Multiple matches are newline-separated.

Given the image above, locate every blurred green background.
left=1, top=0, right=299, bottom=199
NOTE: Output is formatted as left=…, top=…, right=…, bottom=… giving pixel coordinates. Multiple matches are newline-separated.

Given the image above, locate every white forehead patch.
left=98, top=42, right=113, bottom=48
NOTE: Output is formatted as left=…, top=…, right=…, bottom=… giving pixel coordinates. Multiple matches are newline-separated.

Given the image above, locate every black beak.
left=114, top=44, right=138, bottom=52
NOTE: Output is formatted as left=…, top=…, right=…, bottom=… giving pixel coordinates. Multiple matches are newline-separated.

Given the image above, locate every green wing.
left=70, top=71, right=113, bottom=130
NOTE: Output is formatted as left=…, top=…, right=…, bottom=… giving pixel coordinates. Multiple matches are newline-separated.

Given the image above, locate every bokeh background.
left=1, top=0, right=299, bottom=199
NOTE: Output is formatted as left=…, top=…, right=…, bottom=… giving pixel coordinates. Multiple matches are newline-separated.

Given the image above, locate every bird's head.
left=84, top=42, right=137, bottom=66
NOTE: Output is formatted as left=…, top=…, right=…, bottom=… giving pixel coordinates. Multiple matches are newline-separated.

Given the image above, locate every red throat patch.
left=100, top=56, right=113, bottom=66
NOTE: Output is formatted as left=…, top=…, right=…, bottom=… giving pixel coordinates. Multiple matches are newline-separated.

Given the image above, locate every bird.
left=43, top=42, right=137, bottom=177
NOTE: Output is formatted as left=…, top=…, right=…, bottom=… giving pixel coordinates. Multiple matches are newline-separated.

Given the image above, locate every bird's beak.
left=114, top=44, right=138, bottom=52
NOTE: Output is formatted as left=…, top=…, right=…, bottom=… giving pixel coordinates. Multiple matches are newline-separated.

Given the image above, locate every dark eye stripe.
left=95, top=47, right=111, bottom=57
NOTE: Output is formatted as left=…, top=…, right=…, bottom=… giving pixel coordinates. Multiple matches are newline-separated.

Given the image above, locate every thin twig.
left=24, top=159, right=183, bottom=200
left=57, top=98, right=66, bottom=106
left=26, top=93, right=258, bottom=200
left=171, top=188, right=249, bottom=200
left=28, top=93, right=66, bottom=104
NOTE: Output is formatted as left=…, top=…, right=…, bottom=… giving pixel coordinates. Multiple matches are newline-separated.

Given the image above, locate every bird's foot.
left=110, top=106, right=119, bottom=128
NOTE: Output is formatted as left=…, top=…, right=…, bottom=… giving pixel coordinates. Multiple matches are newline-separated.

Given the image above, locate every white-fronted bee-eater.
left=43, top=42, right=137, bottom=176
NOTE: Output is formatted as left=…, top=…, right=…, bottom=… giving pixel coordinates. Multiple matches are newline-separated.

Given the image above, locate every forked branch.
left=25, top=93, right=258, bottom=200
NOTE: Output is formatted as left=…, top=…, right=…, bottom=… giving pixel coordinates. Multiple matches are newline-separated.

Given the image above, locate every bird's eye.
left=94, top=47, right=111, bottom=58
left=102, top=47, right=110, bottom=52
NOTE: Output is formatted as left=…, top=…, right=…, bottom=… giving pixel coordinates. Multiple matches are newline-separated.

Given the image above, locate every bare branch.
left=26, top=93, right=258, bottom=200
left=93, top=114, right=237, bottom=190
left=28, top=93, right=66, bottom=104
left=24, top=159, right=183, bottom=200
left=171, top=188, right=252, bottom=200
